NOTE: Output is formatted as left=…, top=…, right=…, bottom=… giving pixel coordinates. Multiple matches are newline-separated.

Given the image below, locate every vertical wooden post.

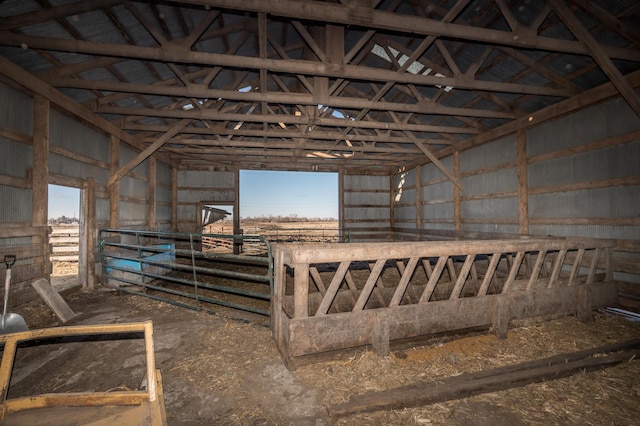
left=171, top=167, right=178, bottom=232
left=517, top=129, right=529, bottom=235
left=233, top=166, right=241, bottom=255
left=32, top=96, right=49, bottom=227
left=453, top=152, right=461, bottom=231
left=32, top=96, right=50, bottom=278
left=338, top=168, right=345, bottom=241
left=148, top=157, right=156, bottom=231
left=577, top=285, right=593, bottom=322
left=492, top=297, right=510, bottom=340
left=83, top=177, right=96, bottom=290
left=109, top=135, right=120, bottom=229
left=415, top=166, right=422, bottom=232
left=389, top=175, right=395, bottom=231
left=372, top=312, right=390, bottom=357
left=294, top=263, right=309, bottom=319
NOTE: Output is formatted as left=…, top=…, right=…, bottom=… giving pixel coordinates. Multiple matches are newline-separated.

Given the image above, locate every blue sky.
left=240, top=170, right=338, bottom=219
left=48, top=171, right=339, bottom=220
left=48, top=184, right=80, bottom=219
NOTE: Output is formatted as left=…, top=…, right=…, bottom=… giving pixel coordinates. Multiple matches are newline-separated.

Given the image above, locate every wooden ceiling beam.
left=0, top=0, right=122, bottom=31
left=178, top=0, right=640, bottom=61
left=73, top=78, right=512, bottom=119
left=550, top=0, right=640, bottom=118
left=0, top=33, right=574, bottom=97
left=570, top=0, right=640, bottom=47
left=131, top=123, right=455, bottom=144
left=99, top=104, right=479, bottom=134
left=108, top=118, right=191, bottom=186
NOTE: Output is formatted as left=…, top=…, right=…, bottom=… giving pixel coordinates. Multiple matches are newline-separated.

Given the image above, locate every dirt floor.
left=5, top=272, right=640, bottom=425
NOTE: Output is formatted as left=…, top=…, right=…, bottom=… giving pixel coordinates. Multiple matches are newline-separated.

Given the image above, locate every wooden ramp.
left=31, top=278, right=77, bottom=323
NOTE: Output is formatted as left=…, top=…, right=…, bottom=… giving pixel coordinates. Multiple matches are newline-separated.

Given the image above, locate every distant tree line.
left=241, top=214, right=336, bottom=222
left=48, top=216, right=79, bottom=225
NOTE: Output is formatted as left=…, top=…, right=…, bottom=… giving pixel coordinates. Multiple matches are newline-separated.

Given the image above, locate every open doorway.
left=48, top=184, right=80, bottom=290
left=199, top=203, right=234, bottom=253
left=239, top=170, right=339, bottom=243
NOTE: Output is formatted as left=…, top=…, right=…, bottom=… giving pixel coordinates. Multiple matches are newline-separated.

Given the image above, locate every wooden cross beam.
left=550, top=0, right=640, bottom=119
left=108, top=118, right=191, bottom=186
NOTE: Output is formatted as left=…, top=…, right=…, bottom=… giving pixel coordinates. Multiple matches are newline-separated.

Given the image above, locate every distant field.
left=205, top=220, right=340, bottom=254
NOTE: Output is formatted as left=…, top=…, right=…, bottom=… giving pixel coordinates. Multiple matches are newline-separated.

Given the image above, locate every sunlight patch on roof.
left=371, top=44, right=453, bottom=92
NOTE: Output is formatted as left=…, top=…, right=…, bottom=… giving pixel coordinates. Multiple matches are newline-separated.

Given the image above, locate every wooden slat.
left=316, top=262, right=351, bottom=316
left=449, top=254, right=475, bottom=300
left=353, top=259, right=385, bottom=311
left=419, top=256, right=448, bottom=303
left=31, top=278, right=76, bottom=323
left=502, top=251, right=525, bottom=292
left=328, top=340, right=640, bottom=417
left=478, top=253, right=501, bottom=296
left=389, top=257, right=419, bottom=307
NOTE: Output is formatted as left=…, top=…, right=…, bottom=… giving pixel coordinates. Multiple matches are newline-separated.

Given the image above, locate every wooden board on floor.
left=328, top=338, right=640, bottom=417
left=31, top=278, right=76, bottom=323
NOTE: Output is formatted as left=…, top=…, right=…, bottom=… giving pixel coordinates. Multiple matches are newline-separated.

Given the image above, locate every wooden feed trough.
left=271, top=237, right=617, bottom=369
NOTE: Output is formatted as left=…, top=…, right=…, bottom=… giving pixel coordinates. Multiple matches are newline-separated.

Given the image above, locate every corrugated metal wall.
left=525, top=97, right=640, bottom=290
left=0, top=83, right=33, bottom=225
left=459, top=134, right=518, bottom=233
left=395, top=96, right=640, bottom=305
left=392, top=169, right=417, bottom=229
left=421, top=159, right=454, bottom=230
left=155, top=161, right=173, bottom=231
left=118, top=145, right=148, bottom=227
left=0, top=82, right=41, bottom=304
left=343, top=174, right=390, bottom=229
left=177, top=170, right=235, bottom=233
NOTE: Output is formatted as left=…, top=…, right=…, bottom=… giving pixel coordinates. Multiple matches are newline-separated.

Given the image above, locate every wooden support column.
left=32, top=96, right=49, bottom=228
left=171, top=167, right=177, bottom=232
left=32, top=95, right=50, bottom=276
left=372, top=312, right=390, bottom=357
left=233, top=166, right=241, bottom=255
left=517, top=129, right=529, bottom=235
left=294, top=263, right=309, bottom=319
left=453, top=152, right=461, bottom=231
left=416, top=165, right=422, bottom=231
left=148, top=157, right=156, bottom=231
left=82, top=177, right=96, bottom=291
left=109, top=135, right=119, bottom=229
left=339, top=168, right=345, bottom=240
left=390, top=175, right=395, bottom=230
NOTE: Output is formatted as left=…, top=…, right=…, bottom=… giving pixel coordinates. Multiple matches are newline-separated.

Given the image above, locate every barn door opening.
left=239, top=170, right=339, bottom=244
left=200, top=203, right=234, bottom=253
left=48, top=184, right=80, bottom=290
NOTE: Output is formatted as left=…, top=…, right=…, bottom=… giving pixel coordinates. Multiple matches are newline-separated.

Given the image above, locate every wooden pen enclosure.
left=272, top=236, right=617, bottom=368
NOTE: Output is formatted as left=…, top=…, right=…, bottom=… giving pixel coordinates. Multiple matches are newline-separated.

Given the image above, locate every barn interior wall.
left=0, top=81, right=172, bottom=303
left=176, top=169, right=235, bottom=234
left=0, top=81, right=40, bottom=305
left=343, top=174, right=391, bottom=240
left=394, top=95, right=640, bottom=310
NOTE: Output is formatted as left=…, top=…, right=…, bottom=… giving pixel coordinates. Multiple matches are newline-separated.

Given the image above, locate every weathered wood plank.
left=31, top=278, right=77, bottom=323
left=328, top=339, right=640, bottom=417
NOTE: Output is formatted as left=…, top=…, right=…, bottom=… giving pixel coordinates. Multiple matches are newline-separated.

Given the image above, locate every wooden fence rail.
left=271, top=237, right=617, bottom=369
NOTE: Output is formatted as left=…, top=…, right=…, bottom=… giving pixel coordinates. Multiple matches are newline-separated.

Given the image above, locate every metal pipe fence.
left=98, top=228, right=273, bottom=316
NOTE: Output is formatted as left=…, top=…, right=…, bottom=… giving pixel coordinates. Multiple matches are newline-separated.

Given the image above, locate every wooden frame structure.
left=0, top=321, right=166, bottom=425
left=272, top=237, right=617, bottom=368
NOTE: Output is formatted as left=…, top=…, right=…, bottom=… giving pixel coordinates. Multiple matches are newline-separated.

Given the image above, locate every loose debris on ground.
left=8, top=282, right=640, bottom=425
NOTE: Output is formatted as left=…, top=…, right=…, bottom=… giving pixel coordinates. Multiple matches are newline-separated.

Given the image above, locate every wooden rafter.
left=550, top=0, right=640, bottom=118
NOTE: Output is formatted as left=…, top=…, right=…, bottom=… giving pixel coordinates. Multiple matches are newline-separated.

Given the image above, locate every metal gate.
left=98, top=228, right=273, bottom=316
